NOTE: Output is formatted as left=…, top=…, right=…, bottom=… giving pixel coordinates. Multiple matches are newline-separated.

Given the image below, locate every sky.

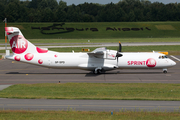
left=56, top=0, right=180, bottom=5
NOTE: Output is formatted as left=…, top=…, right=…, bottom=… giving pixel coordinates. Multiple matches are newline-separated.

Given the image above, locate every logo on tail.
left=10, top=35, right=28, bottom=54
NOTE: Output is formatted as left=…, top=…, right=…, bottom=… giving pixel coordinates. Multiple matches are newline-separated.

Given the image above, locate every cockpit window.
left=159, top=55, right=168, bottom=59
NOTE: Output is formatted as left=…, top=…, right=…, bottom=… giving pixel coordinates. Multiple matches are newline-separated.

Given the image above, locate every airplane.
left=5, top=27, right=176, bottom=74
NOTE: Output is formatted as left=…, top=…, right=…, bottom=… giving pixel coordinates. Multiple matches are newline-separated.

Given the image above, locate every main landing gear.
left=93, top=67, right=103, bottom=74
left=163, top=68, right=167, bottom=74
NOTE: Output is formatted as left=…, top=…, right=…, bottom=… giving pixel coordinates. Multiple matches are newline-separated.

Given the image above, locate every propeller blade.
left=117, top=56, right=118, bottom=66
left=118, top=41, right=121, bottom=52
left=116, top=53, right=123, bottom=57
left=116, top=41, right=123, bottom=67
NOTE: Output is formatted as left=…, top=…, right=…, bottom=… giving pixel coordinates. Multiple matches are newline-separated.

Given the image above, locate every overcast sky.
left=56, top=0, right=180, bottom=5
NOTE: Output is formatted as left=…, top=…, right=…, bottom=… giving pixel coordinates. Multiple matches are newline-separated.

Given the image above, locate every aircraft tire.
left=163, top=70, right=167, bottom=74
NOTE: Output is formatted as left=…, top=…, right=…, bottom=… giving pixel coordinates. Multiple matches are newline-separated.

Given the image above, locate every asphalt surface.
left=1, top=99, right=180, bottom=112
left=0, top=56, right=180, bottom=84
left=0, top=56, right=180, bottom=112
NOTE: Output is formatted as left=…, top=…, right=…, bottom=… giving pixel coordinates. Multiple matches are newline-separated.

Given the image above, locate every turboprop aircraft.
left=5, top=27, right=176, bottom=74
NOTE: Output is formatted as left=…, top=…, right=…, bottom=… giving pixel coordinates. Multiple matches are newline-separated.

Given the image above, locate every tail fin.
left=5, top=27, right=48, bottom=54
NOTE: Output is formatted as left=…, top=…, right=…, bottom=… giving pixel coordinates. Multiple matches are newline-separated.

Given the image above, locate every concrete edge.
left=0, top=85, right=12, bottom=91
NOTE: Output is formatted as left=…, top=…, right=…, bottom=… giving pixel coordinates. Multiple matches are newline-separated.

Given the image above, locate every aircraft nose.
left=171, top=60, right=176, bottom=66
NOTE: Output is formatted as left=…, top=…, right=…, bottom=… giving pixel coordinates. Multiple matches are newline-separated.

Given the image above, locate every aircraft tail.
left=5, top=27, right=48, bottom=54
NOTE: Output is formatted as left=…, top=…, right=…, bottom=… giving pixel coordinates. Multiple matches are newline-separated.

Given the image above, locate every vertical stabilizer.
left=5, top=27, right=48, bottom=54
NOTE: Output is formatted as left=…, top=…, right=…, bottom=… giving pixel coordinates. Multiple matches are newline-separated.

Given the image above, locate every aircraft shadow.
left=6, top=71, right=168, bottom=77
left=6, top=72, right=102, bottom=77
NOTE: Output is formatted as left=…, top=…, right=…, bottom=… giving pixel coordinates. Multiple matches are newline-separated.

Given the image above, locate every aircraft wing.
left=87, top=47, right=106, bottom=58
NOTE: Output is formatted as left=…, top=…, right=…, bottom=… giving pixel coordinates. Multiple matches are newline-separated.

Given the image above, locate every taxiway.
left=0, top=56, right=180, bottom=112
left=0, top=56, right=179, bottom=84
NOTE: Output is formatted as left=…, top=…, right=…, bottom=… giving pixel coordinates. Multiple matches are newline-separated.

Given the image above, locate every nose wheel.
left=163, top=69, right=167, bottom=74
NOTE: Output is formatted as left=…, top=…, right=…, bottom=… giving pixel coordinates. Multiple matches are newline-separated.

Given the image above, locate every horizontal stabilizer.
left=5, top=27, right=20, bottom=35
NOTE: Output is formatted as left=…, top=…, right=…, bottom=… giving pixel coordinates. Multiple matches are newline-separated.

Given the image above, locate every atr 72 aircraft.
left=5, top=27, right=176, bottom=74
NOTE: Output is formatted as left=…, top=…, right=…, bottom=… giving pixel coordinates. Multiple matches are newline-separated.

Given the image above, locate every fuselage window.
left=159, top=55, right=168, bottom=59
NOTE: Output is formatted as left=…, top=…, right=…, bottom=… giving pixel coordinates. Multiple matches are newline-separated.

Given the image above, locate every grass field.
left=0, top=22, right=180, bottom=39
left=0, top=110, right=180, bottom=120
left=48, top=45, right=180, bottom=55
left=1, top=83, right=180, bottom=101
left=0, top=38, right=180, bottom=44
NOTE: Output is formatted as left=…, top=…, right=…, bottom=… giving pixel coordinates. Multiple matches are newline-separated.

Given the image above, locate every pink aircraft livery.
left=5, top=27, right=176, bottom=74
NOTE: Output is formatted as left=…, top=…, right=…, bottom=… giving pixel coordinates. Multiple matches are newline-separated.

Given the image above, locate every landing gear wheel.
left=163, top=70, right=167, bottom=74
left=97, top=69, right=102, bottom=74
left=93, top=69, right=102, bottom=74
left=163, top=69, right=167, bottom=74
left=93, top=67, right=103, bottom=74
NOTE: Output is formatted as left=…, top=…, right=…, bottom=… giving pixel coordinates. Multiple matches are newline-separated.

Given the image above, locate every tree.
left=82, top=14, right=94, bottom=22
left=56, top=6, right=67, bottom=22
left=38, top=0, right=48, bottom=9
left=4, top=2, right=20, bottom=22
left=46, top=0, right=58, bottom=10
left=59, top=0, right=67, bottom=10
left=41, top=8, right=54, bottom=22
left=1, top=0, right=180, bottom=22
left=128, top=10, right=135, bottom=21
left=116, top=8, right=128, bottom=22
left=17, top=3, right=28, bottom=22
left=30, top=0, right=42, bottom=9
left=66, top=5, right=81, bottom=22
left=0, top=3, right=5, bottom=20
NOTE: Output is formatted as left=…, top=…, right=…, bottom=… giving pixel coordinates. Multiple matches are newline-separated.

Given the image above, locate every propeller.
left=118, top=41, right=122, bottom=52
left=116, top=41, right=123, bottom=67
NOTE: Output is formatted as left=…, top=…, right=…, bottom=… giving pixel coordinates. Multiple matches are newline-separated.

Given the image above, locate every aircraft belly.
left=47, top=55, right=88, bottom=69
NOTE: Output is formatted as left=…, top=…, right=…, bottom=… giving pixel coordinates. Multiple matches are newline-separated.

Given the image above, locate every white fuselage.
left=6, top=50, right=176, bottom=72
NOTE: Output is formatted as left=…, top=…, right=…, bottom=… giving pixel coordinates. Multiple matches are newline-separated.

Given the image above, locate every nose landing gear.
left=163, top=68, right=167, bottom=74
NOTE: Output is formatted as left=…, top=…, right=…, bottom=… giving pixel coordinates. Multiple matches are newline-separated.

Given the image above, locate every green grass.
left=0, top=110, right=180, bottom=120
left=1, top=22, right=180, bottom=39
left=0, top=38, right=180, bottom=44
left=49, top=45, right=180, bottom=55
left=11, top=38, right=180, bottom=43
left=1, top=83, right=180, bottom=101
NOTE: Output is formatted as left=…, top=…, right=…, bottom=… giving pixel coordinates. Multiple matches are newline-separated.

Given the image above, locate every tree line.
left=1, top=0, right=180, bottom=22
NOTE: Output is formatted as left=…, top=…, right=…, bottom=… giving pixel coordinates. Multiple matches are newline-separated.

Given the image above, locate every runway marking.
left=170, top=55, right=180, bottom=62
left=166, top=74, right=171, bottom=76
